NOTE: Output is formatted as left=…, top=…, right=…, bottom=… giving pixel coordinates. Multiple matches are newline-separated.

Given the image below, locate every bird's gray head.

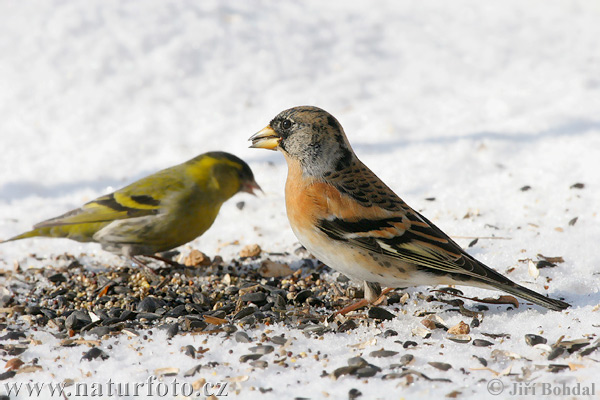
left=250, top=106, right=355, bottom=177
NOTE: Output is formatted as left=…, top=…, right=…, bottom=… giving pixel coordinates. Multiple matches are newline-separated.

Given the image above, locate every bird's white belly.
left=291, top=225, right=388, bottom=283
left=290, top=225, right=463, bottom=288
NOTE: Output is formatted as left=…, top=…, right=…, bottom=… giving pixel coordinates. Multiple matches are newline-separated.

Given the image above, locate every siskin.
left=4, top=151, right=260, bottom=265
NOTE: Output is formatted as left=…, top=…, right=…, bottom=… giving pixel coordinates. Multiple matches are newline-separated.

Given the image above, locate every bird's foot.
left=333, top=287, right=394, bottom=316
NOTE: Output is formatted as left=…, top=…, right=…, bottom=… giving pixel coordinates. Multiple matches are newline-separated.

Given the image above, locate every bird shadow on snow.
left=352, top=117, right=600, bottom=155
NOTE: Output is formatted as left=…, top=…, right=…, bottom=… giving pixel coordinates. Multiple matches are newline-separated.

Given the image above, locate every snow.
left=1, top=0, right=600, bottom=399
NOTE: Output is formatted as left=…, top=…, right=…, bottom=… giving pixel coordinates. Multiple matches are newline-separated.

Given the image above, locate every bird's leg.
left=129, top=256, right=161, bottom=281
left=147, top=254, right=182, bottom=268
left=334, top=281, right=394, bottom=316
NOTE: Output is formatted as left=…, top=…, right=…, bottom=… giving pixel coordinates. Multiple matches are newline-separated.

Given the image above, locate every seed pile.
left=0, top=247, right=596, bottom=397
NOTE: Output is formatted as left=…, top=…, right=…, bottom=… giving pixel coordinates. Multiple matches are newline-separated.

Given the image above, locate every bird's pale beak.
left=242, top=180, right=262, bottom=196
left=249, top=126, right=280, bottom=150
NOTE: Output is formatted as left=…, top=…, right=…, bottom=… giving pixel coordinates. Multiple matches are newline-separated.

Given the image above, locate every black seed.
left=548, top=347, right=565, bottom=360
left=429, top=362, right=452, bottom=371
left=403, top=341, right=418, bottom=349
left=473, top=356, right=487, bottom=367
left=81, top=347, right=109, bottom=361
left=183, top=345, right=195, bottom=358
left=547, top=364, right=570, bottom=373
left=472, top=339, right=494, bottom=347
left=347, top=357, right=368, bottom=368
left=137, top=296, right=164, bottom=313
left=184, top=364, right=202, bottom=377
left=271, top=335, right=287, bottom=345
left=223, top=324, right=238, bottom=334
left=234, top=332, right=252, bottom=343
left=249, top=345, right=274, bottom=355
left=136, top=312, right=161, bottom=321
left=294, top=290, right=313, bottom=304
left=0, top=331, right=26, bottom=341
left=250, top=360, right=269, bottom=369
left=337, top=320, right=357, bottom=333
left=333, top=366, right=359, bottom=378
left=524, top=334, right=547, bottom=346
left=370, top=350, right=399, bottom=358
left=241, top=292, right=267, bottom=305
left=399, top=354, right=414, bottom=366
left=355, top=365, right=381, bottom=378
left=65, top=310, right=92, bottom=330
left=0, top=371, right=16, bottom=381
left=240, top=354, right=263, bottom=363
left=166, top=323, right=179, bottom=339
left=233, top=307, right=256, bottom=321
left=349, top=388, right=362, bottom=399
left=48, top=273, right=67, bottom=283
left=368, top=307, right=395, bottom=320
left=87, top=326, right=111, bottom=337
left=382, top=329, right=398, bottom=338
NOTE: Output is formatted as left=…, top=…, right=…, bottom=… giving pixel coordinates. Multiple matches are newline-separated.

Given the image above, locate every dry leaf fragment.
left=204, top=315, right=228, bottom=325
left=5, top=358, right=24, bottom=371
left=537, top=254, right=565, bottom=264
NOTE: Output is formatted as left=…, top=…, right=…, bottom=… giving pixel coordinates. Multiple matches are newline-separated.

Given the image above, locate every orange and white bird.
left=249, top=106, right=569, bottom=312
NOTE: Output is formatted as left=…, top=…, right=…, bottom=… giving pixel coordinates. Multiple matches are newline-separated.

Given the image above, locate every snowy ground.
left=1, top=1, right=600, bottom=399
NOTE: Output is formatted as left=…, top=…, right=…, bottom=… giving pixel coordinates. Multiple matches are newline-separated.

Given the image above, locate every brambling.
left=250, top=106, right=570, bottom=311
left=5, top=151, right=260, bottom=267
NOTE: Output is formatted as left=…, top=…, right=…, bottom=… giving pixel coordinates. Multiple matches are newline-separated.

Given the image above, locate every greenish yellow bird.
left=5, top=151, right=260, bottom=265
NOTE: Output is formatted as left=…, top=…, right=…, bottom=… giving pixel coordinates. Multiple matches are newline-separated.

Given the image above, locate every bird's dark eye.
left=281, top=119, right=292, bottom=130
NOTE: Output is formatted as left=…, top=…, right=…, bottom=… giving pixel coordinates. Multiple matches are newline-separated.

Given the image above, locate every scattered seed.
left=525, top=334, right=547, bottom=347
left=234, top=332, right=252, bottom=343
left=428, top=362, right=452, bottom=371
left=369, top=349, right=399, bottom=358
left=473, top=339, right=494, bottom=347
left=368, top=307, right=395, bottom=320
left=81, top=347, right=109, bottom=361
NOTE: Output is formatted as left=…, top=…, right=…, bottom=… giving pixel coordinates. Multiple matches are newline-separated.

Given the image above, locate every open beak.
left=241, top=180, right=262, bottom=196
left=249, top=125, right=280, bottom=150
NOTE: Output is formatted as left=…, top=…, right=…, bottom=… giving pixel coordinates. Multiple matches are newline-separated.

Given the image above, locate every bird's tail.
left=494, top=281, right=570, bottom=311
